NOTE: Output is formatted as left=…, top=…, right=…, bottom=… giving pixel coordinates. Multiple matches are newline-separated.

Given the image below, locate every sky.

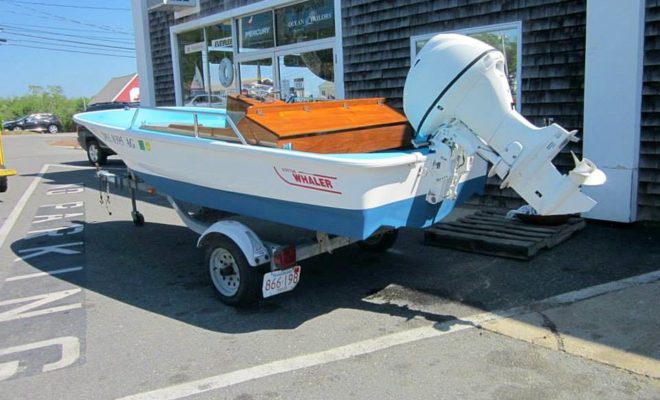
left=0, top=0, right=137, bottom=98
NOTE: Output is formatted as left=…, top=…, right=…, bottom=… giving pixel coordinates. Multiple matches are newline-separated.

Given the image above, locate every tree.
left=1, top=86, right=88, bottom=131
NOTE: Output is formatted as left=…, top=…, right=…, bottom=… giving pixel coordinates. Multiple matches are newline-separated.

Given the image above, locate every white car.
left=185, top=94, right=225, bottom=108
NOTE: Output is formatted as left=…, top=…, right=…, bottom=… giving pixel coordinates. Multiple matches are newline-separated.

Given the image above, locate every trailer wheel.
left=86, top=140, right=107, bottom=166
left=358, top=229, right=399, bottom=253
left=0, top=176, right=7, bottom=193
left=205, top=236, right=261, bottom=306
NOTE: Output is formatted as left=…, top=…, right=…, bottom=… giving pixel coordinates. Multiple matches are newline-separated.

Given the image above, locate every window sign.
left=239, top=11, right=275, bottom=52
left=184, top=41, right=204, bottom=54
left=211, top=37, right=232, bottom=50
left=275, top=0, right=335, bottom=45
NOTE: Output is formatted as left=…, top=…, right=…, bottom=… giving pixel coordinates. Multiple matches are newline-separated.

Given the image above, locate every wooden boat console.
left=227, top=95, right=414, bottom=153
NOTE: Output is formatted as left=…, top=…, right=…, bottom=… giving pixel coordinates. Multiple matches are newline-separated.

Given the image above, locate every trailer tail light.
left=274, top=245, right=296, bottom=268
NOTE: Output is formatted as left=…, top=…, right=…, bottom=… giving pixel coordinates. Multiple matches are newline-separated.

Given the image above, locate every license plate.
left=262, top=265, right=301, bottom=298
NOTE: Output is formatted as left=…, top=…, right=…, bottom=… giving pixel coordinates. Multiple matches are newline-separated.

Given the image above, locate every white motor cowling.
left=404, top=34, right=605, bottom=215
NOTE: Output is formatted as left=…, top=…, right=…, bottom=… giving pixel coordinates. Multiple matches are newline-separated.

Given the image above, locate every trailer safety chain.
left=98, top=173, right=112, bottom=216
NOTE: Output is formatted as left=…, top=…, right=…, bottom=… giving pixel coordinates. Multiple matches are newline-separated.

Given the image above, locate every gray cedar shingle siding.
left=342, top=0, right=587, bottom=209
left=149, top=10, right=175, bottom=105
left=641, top=0, right=660, bottom=220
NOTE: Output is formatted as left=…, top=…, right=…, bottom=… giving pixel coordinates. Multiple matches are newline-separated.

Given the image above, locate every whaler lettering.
left=291, top=172, right=334, bottom=189
left=274, top=167, right=341, bottom=194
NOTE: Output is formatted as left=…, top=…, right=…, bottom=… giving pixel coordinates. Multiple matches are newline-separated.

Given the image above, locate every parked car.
left=2, top=113, right=63, bottom=133
left=184, top=94, right=225, bottom=108
left=77, top=102, right=138, bottom=165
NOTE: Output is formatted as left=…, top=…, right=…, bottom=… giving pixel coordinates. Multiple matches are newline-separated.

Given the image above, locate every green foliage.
left=0, top=86, right=88, bottom=131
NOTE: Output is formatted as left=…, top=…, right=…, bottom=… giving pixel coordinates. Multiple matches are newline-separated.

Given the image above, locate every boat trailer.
left=97, top=169, right=398, bottom=306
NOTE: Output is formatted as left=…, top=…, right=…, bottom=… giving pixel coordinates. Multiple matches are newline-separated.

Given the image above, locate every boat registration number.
left=262, top=266, right=301, bottom=298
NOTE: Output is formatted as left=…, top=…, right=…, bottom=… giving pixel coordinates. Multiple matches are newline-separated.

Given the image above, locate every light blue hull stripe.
left=137, top=172, right=485, bottom=240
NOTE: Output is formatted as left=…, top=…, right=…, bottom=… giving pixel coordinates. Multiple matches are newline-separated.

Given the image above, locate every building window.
left=239, top=57, right=275, bottom=99
left=275, top=0, right=335, bottom=46
left=279, top=48, right=335, bottom=101
left=207, top=21, right=236, bottom=104
left=177, top=21, right=237, bottom=108
left=173, top=0, right=342, bottom=106
left=411, top=22, right=522, bottom=110
left=238, top=11, right=275, bottom=52
left=177, top=28, right=206, bottom=105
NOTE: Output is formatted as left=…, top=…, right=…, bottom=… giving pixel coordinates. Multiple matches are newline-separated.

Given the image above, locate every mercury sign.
left=240, top=11, right=274, bottom=49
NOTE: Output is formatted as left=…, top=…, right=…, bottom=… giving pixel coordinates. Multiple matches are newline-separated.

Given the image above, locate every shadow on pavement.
left=56, top=159, right=126, bottom=168
left=9, top=167, right=660, bottom=364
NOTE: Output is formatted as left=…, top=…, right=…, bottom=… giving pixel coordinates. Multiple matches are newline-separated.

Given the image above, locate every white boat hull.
left=80, top=108, right=486, bottom=239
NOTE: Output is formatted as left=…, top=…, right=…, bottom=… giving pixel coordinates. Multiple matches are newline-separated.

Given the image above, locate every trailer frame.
left=96, top=168, right=397, bottom=305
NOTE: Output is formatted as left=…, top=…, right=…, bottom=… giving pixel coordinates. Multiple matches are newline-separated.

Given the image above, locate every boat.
left=74, top=34, right=605, bottom=240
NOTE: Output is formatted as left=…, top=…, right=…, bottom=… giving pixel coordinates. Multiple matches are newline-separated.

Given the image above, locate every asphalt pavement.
left=0, top=134, right=658, bottom=399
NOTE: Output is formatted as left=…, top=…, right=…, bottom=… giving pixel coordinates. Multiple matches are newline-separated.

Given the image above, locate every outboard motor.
left=404, top=34, right=605, bottom=215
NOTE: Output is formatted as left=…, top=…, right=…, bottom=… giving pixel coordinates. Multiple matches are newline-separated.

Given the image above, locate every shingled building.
left=131, top=0, right=654, bottom=223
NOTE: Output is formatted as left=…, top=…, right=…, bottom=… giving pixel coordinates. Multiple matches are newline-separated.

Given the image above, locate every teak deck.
left=226, top=95, right=413, bottom=153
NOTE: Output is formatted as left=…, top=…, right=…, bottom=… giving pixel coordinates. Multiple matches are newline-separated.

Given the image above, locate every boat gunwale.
left=74, top=111, right=428, bottom=169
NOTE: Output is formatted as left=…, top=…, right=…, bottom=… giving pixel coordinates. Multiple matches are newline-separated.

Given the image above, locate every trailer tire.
left=0, top=176, right=7, bottom=193
left=358, top=229, right=399, bottom=253
left=87, top=140, right=108, bottom=166
left=205, top=236, right=261, bottom=306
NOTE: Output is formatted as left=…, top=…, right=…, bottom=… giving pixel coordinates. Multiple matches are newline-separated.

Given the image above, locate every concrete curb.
left=481, top=280, right=660, bottom=379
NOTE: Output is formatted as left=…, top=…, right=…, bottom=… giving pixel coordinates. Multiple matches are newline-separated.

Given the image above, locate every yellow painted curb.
left=481, top=314, right=660, bottom=379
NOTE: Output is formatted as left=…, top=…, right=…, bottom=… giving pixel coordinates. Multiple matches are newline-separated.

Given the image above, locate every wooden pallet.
left=424, top=211, right=586, bottom=260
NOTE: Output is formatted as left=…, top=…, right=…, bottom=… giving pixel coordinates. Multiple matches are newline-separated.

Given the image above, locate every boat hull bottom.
left=136, top=171, right=485, bottom=240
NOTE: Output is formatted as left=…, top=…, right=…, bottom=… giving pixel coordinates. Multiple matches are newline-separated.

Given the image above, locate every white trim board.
left=582, top=0, right=646, bottom=222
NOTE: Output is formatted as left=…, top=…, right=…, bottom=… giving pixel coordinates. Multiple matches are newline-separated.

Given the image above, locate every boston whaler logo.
left=274, top=167, right=341, bottom=194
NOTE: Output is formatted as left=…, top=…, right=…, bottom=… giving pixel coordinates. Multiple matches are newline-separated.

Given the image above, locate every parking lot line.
left=0, top=164, right=48, bottom=250
left=117, top=269, right=660, bottom=400
left=5, top=266, right=83, bottom=282
left=0, top=163, right=99, bottom=251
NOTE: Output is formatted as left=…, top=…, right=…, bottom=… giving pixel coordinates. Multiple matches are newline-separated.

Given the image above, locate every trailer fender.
left=197, top=220, right=270, bottom=267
